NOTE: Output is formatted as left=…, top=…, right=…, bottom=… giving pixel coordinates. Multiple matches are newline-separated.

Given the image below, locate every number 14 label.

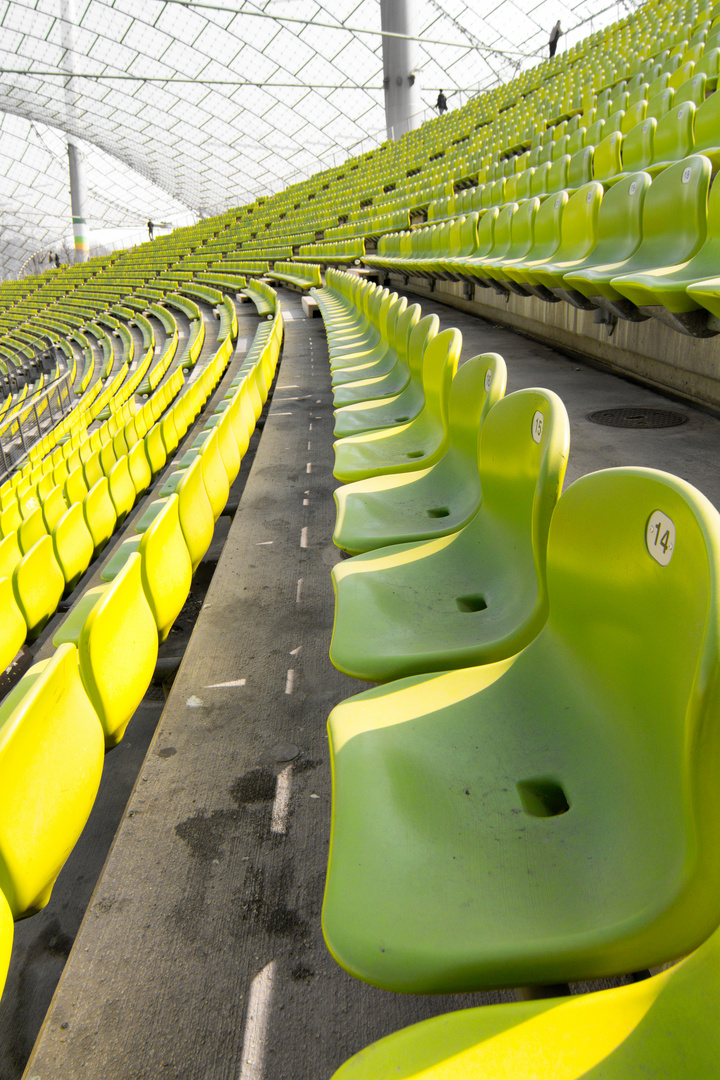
left=646, top=510, right=675, bottom=565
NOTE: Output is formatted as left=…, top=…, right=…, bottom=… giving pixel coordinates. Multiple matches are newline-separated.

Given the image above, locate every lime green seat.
left=12, top=535, right=65, bottom=640
left=499, top=192, right=568, bottom=296
left=331, top=388, right=568, bottom=682
left=0, top=643, right=104, bottom=918
left=107, top=454, right=137, bottom=525
left=101, top=493, right=192, bottom=642
left=333, top=315, right=439, bottom=438
left=608, top=159, right=719, bottom=334
left=135, top=456, right=214, bottom=574
left=0, top=576, right=27, bottom=673
left=83, top=476, right=117, bottom=557
left=323, top=467, right=720, bottom=993
left=53, top=552, right=158, bottom=747
left=330, top=925, right=720, bottom=1079
left=331, top=298, right=412, bottom=389
left=163, top=429, right=229, bottom=521
left=52, top=502, right=94, bottom=595
left=527, top=182, right=604, bottom=297
left=562, top=157, right=709, bottom=322
left=333, top=330, right=461, bottom=485
left=469, top=200, right=532, bottom=288
left=333, top=354, right=506, bottom=556
left=331, top=305, right=422, bottom=408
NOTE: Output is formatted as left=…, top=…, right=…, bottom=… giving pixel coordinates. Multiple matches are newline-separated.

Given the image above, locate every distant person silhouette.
left=147, top=219, right=154, bottom=240
left=549, top=20, right=562, bottom=58
left=54, top=253, right=60, bottom=269
left=436, top=90, right=448, bottom=115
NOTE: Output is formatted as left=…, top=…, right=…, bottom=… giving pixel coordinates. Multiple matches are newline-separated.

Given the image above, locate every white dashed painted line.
left=237, top=961, right=276, bottom=1080
left=300, top=526, right=308, bottom=549
left=306, top=462, right=312, bottom=474
left=203, top=679, right=247, bottom=689
left=285, top=669, right=295, bottom=695
left=296, top=578, right=303, bottom=604
left=271, top=766, right=292, bottom=835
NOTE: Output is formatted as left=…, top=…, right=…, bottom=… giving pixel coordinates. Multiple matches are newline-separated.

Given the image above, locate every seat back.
left=108, top=454, right=136, bottom=525
left=478, top=388, right=569, bottom=616
left=553, top=181, right=604, bottom=264
left=18, top=506, right=47, bottom=555
left=593, top=131, right=623, bottom=182
left=83, top=476, right=117, bottom=556
left=405, top=314, right=439, bottom=384
left=693, top=84, right=720, bottom=155
left=525, top=190, right=568, bottom=263
left=474, top=206, right=499, bottom=258
left=449, top=353, right=507, bottom=464
left=0, top=576, right=27, bottom=674
left=128, top=439, right=152, bottom=496
left=174, top=456, right=215, bottom=572
left=627, top=153, right=711, bottom=269
left=138, top=493, right=192, bottom=642
left=567, top=146, right=594, bottom=189
left=0, top=642, right=104, bottom=917
left=542, top=466, right=720, bottom=940
left=72, top=552, right=158, bottom=747
left=503, top=197, right=540, bottom=262
left=12, top=534, right=65, bottom=639
left=40, top=484, right=68, bottom=534
left=622, top=116, right=657, bottom=172
left=388, top=328, right=461, bottom=444
left=52, top=502, right=94, bottom=594
left=652, top=100, right=696, bottom=165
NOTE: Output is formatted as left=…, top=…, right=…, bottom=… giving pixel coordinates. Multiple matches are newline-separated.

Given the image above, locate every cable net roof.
left=0, top=0, right=634, bottom=278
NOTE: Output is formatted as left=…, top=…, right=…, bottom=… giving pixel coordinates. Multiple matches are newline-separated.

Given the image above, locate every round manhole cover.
left=587, top=407, right=688, bottom=429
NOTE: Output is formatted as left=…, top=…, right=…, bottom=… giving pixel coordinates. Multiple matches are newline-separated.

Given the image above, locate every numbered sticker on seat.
left=532, top=411, right=544, bottom=443
left=646, top=510, right=675, bottom=565
left=484, top=368, right=493, bottom=392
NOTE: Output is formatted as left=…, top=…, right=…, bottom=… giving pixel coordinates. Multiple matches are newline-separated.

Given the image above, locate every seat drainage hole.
left=517, top=778, right=570, bottom=818
left=394, top=415, right=410, bottom=422
left=406, top=450, right=424, bottom=458
left=427, top=506, right=451, bottom=519
left=456, top=594, right=487, bottom=612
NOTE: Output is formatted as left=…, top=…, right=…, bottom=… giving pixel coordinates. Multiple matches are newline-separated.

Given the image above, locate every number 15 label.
left=646, top=510, right=675, bottom=566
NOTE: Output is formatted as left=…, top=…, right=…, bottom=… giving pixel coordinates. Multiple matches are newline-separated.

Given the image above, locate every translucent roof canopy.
left=0, top=0, right=635, bottom=278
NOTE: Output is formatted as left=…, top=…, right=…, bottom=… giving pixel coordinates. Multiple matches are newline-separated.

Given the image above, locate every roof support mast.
left=381, top=0, right=422, bottom=140
left=61, top=0, right=89, bottom=263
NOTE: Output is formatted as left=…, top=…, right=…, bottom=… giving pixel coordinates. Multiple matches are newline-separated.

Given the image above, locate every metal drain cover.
left=587, top=407, right=688, bottom=429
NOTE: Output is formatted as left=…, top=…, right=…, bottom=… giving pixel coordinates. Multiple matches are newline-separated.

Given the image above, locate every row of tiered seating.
left=0, top=292, right=283, bottom=1002
left=313, top=269, right=720, bottom=1077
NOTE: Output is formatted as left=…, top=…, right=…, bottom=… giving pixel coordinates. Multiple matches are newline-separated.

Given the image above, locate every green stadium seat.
left=331, top=305, right=422, bottom=408
left=608, top=152, right=716, bottom=328
left=332, top=329, right=461, bottom=485
left=323, top=467, right=720, bottom=992
left=83, top=476, right=117, bottom=556
left=333, top=353, right=507, bottom=556
left=333, top=314, right=438, bottom=437
left=0, top=642, right=103, bottom=917
left=330, top=388, right=568, bottom=682
left=0, top=576, right=27, bottom=674
left=101, top=493, right=191, bottom=643
left=53, top=552, right=158, bottom=747
left=135, top=456, right=214, bottom=574
left=52, top=502, right=94, bottom=595
left=12, top=534, right=64, bottom=639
